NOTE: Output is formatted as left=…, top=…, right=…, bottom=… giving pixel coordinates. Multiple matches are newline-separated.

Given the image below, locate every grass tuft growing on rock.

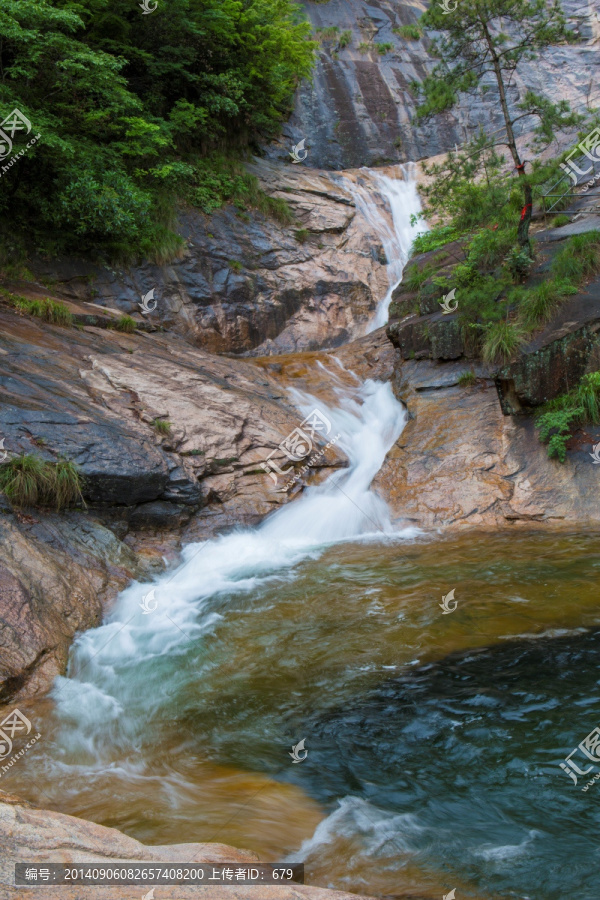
left=0, top=454, right=84, bottom=509
left=152, top=418, right=172, bottom=435
left=1, top=290, right=73, bottom=326
left=482, top=320, right=526, bottom=365
left=113, top=315, right=137, bottom=333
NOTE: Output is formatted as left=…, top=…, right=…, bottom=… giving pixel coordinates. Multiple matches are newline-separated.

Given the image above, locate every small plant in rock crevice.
left=0, top=454, right=84, bottom=509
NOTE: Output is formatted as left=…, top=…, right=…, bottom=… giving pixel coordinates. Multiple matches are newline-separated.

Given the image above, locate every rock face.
left=264, top=0, right=600, bottom=170
left=496, top=274, right=600, bottom=414
left=28, top=161, right=404, bottom=357
left=0, top=793, right=376, bottom=900
left=0, top=298, right=347, bottom=703
left=374, top=355, right=600, bottom=530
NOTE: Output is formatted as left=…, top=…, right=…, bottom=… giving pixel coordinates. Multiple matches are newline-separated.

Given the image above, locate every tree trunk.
left=480, top=17, right=533, bottom=256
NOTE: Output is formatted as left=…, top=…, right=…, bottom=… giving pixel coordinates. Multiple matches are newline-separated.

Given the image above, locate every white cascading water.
left=51, top=168, right=423, bottom=763
left=338, top=164, right=423, bottom=331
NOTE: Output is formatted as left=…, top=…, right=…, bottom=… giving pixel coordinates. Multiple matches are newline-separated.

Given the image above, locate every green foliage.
left=482, top=320, right=526, bottom=365
left=113, top=315, right=137, bottom=333
left=551, top=232, right=600, bottom=283
left=0, top=0, right=315, bottom=259
left=505, top=246, right=533, bottom=282
left=338, top=30, right=352, bottom=48
left=375, top=42, right=394, bottom=54
left=411, top=225, right=460, bottom=255
left=403, top=262, right=434, bottom=291
left=0, top=454, right=84, bottom=509
left=294, top=228, right=310, bottom=243
left=229, top=260, right=243, bottom=272
left=536, top=370, right=600, bottom=461
left=152, top=418, right=172, bottom=435
left=520, top=278, right=578, bottom=328
left=537, top=407, right=583, bottom=461
left=553, top=214, right=571, bottom=227
left=393, top=24, right=422, bottom=40
left=358, top=42, right=371, bottom=53
left=315, top=26, right=339, bottom=41
left=1, top=290, right=73, bottom=326
left=457, top=370, right=476, bottom=387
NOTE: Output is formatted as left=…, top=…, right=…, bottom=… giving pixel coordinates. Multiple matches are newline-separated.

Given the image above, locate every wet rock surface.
left=265, top=0, right=600, bottom=170
left=0, top=794, right=380, bottom=900
left=0, top=299, right=348, bottom=702
left=27, top=161, right=401, bottom=357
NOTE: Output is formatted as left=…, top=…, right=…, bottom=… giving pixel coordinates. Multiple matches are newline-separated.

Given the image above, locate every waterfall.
left=337, top=163, right=424, bottom=331
left=50, top=167, right=423, bottom=763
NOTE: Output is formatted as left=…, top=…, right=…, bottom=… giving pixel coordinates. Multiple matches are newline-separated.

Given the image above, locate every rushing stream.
left=7, top=169, right=600, bottom=900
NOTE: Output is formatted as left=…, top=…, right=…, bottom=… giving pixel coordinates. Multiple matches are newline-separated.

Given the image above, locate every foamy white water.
left=51, top=167, right=423, bottom=761
left=338, top=164, right=424, bottom=330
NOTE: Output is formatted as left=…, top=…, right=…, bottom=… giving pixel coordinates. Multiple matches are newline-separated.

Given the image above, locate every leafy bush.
left=0, top=454, right=84, bottom=509
left=505, top=245, right=533, bottom=282
left=535, top=370, right=600, bottom=461
left=536, top=407, right=584, bottom=462
left=0, top=0, right=315, bottom=259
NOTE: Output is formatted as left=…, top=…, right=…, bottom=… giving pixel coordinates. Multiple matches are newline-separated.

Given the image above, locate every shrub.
left=338, top=30, right=352, bottom=48
left=482, top=320, right=527, bottom=365
left=504, top=245, right=533, bottom=282
left=0, top=454, right=84, bottom=509
left=536, top=407, right=584, bottom=462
